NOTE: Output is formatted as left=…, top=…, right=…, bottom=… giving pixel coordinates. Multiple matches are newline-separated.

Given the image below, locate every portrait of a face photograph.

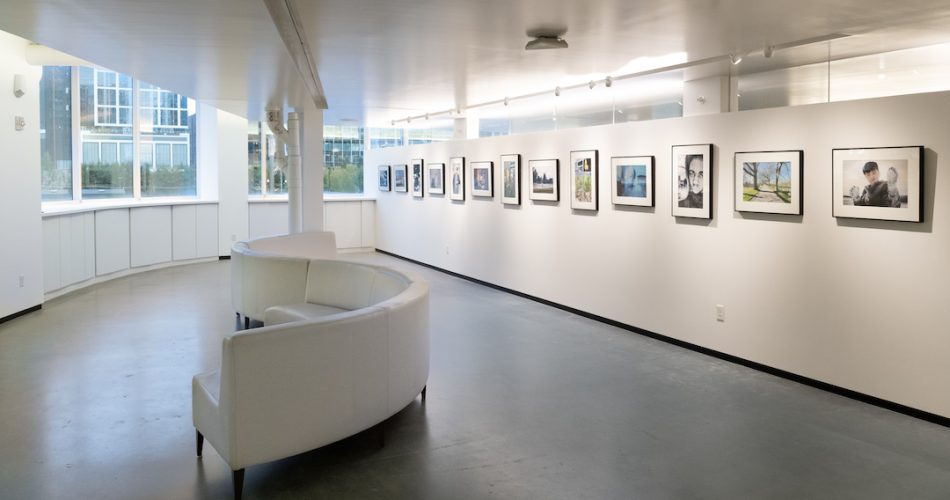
left=428, top=163, right=444, bottom=195
left=734, top=151, right=802, bottom=215
left=449, top=157, right=465, bottom=201
left=671, top=144, right=712, bottom=219
left=832, top=146, right=922, bottom=222
left=611, top=156, right=653, bottom=207
left=529, top=159, right=559, bottom=202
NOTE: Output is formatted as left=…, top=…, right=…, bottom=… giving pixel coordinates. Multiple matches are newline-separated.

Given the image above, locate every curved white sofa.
left=231, top=231, right=337, bottom=327
left=194, top=259, right=429, bottom=499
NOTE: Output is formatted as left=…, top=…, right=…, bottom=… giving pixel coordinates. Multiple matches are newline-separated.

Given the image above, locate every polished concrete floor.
left=2, top=252, right=950, bottom=499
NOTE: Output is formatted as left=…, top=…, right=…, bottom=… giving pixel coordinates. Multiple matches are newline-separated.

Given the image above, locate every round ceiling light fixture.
left=525, top=27, right=568, bottom=51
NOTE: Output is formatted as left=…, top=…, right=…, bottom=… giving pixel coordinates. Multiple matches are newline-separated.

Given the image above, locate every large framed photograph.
left=611, top=156, right=654, bottom=207
left=428, top=163, right=445, bottom=195
left=832, top=146, right=923, bottom=222
left=449, top=157, right=465, bottom=201
left=734, top=150, right=803, bottom=215
left=411, top=158, right=424, bottom=197
left=471, top=161, right=493, bottom=198
left=501, top=154, right=521, bottom=205
left=529, top=159, right=559, bottom=202
left=393, top=164, right=408, bottom=192
left=570, top=150, right=598, bottom=211
left=672, top=144, right=713, bottom=219
left=378, top=165, right=391, bottom=192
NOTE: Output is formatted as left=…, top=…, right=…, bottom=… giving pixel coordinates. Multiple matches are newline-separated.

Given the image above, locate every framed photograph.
left=471, top=161, right=493, bottom=198
left=428, top=163, right=445, bottom=195
left=378, top=165, right=391, bottom=192
left=449, top=157, right=465, bottom=201
left=411, top=158, right=424, bottom=197
left=570, top=150, right=598, bottom=211
left=734, top=150, right=803, bottom=215
left=528, top=159, right=559, bottom=202
left=393, top=164, right=408, bottom=192
left=672, top=144, right=713, bottom=219
left=611, top=156, right=654, bottom=207
left=832, top=146, right=923, bottom=222
left=501, top=154, right=521, bottom=205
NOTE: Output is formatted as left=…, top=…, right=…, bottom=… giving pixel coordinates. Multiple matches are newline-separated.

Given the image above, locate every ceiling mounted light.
left=763, top=45, right=774, bottom=58
left=729, top=54, right=743, bottom=65
left=425, top=113, right=429, bottom=120
left=525, top=35, right=568, bottom=50
left=588, top=80, right=596, bottom=89
left=504, top=97, right=509, bottom=106
left=554, top=86, right=561, bottom=97
left=605, top=76, right=612, bottom=88
left=525, top=27, right=568, bottom=51
left=390, top=120, right=395, bottom=126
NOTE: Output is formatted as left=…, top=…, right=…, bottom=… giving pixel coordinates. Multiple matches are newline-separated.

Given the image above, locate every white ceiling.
left=3, top=0, right=950, bottom=124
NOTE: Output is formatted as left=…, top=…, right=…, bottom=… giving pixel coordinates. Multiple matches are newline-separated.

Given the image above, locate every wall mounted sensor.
left=13, top=74, right=25, bottom=98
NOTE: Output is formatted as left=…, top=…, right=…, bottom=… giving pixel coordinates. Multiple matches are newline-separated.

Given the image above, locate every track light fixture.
left=729, top=54, right=743, bottom=65
left=555, top=86, right=561, bottom=97
left=588, top=80, right=595, bottom=89
left=504, top=97, right=509, bottom=106
left=425, top=113, right=429, bottom=120
left=605, top=76, right=612, bottom=88
left=763, top=45, right=774, bottom=58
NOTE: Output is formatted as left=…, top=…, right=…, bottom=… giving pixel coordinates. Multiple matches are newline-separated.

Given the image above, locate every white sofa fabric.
left=194, top=257, right=429, bottom=499
left=230, top=231, right=337, bottom=324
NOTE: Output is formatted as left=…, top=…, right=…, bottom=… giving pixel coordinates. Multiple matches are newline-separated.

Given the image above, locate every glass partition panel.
left=40, top=66, right=73, bottom=201
left=79, top=67, right=133, bottom=199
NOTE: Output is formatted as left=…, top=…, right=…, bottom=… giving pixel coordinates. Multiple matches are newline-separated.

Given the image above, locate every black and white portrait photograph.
left=672, top=144, right=712, bottom=219
left=833, top=146, right=922, bottom=222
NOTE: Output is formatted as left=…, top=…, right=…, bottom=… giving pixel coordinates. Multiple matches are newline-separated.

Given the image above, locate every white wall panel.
left=360, top=201, right=376, bottom=248
left=42, top=218, right=61, bottom=293
left=196, top=204, right=218, bottom=258
left=96, top=209, right=130, bottom=276
left=172, top=205, right=198, bottom=261
left=248, top=202, right=288, bottom=240
left=324, top=201, right=361, bottom=249
left=369, top=90, right=950, bottom=418
left=82, top=212, right=95, bottom=279
left=131, top=207, right=172, bottom=267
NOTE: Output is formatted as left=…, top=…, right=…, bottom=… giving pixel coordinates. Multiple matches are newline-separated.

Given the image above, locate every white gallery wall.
left=0, top=31, right=43, bottom=319
left=369, top=90, right=950, bottom=418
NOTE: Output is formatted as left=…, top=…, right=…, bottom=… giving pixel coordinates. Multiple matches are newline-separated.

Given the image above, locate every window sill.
left=324, top=193, right=376, bottom=202
left=41, top=198, right=217, bottom=217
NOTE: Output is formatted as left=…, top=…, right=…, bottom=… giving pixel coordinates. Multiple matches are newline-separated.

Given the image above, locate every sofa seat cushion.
left=264, top=302, right=349, bottom=325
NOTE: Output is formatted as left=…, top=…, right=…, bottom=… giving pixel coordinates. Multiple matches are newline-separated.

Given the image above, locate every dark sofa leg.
left=421, top=385, right=427, bottom=402
left=196, top=430, right=204, bottom=457
left=233, top=469, right=245, bottom=500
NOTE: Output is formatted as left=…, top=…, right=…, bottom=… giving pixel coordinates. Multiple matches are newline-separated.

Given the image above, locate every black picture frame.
left=832, top=145, right=923, bottom=222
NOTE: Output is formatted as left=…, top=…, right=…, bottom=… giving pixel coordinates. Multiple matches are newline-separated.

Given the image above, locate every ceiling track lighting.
left=386, top=34, right=851, bottom=126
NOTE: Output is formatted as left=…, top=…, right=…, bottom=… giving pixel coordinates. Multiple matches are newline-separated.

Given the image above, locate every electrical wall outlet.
left=14, top=116, right=25, bottom=131
left=18, top=275, right=25, bottom=288
left=716, top=304, right=725, bottom=322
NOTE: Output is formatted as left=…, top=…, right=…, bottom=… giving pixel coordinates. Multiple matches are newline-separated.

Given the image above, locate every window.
left=247, top=121, right=286, bottom=196
left=40, top=65, right=198, bottom=203
left=323, top=124, right=363, bottom=193
left=39, top=66, right=73, bottom=201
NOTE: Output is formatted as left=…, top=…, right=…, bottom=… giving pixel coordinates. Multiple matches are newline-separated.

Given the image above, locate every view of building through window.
left=323, top=124, right=363, bottom=193
left=40, top=65, right=197, bottom=203
left=247, top=121, right=286, bottom=196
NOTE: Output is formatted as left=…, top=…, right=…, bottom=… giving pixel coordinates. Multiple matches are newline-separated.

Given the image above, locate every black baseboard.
left=376, top=248, right=950, bottom=428
left=218, top=256, right=231, bottom=260
left=0, top=304, right=42, bottom=326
